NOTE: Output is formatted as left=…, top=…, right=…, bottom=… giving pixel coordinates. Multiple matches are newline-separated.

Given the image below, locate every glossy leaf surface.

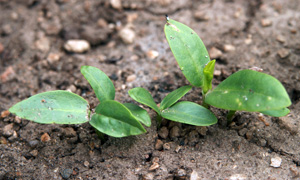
left=161, top=101, right=217, bottom=126
left=260, top=108, right=290, bottom=117
left=164, top=19, right=210, bottom=87
left=160, top=85, right=192, bottom=110
left=81, top=66, right=115, bottom=103
left=9, top=90, right=89, bottom=124
left=205, top=70, right=291, bottom=112
left=128, top=87, right=160, bottom=114
left=91, top=100, right=146, bottom=137
left=123, top=103, right=151, bottom=127
left=203, top=60, right=215, bottom=94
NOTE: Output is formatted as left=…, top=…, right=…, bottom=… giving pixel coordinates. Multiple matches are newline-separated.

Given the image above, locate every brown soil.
left=1, top=0, right=300, bottom=179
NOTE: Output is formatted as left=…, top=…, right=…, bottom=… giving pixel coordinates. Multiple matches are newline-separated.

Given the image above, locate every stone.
left=229, top=174, right=247, bottom=180
left=276, top=35, right=286, bottom=43
left=64, top=39, right=90, bottom=53
left=61, top=169, right=73, bottom=179
left=196, top=126, right=207, bottom=136
left=158, top=126, right=169, bottom=139
left=47, top=53, right=60, bottom=63
left=213, top=70, right=221, bottom=76
left=209, top=47, right=222, bottom=59
left=84, top=161, right=90, bottom=167
left=28, top=140, right=39, bottom=148
left=245, top=130, right=253, bottom=140
left=30, top=150, right=38, bottom=157
left=35, top=37, right=50, bottom=52
left=2, top=24, right=12, bottom=35
left=175, top=169, right=187, bottom=179
left=0, top=137, right=7, bottom=144
left=3, top=123, right=14, bottom=137
left=146, top=50, right=159, bottom=59
left=110, top=0, right=122, bottom=10
left=41, top=133, right=51, bottom=142
left=223, top=44, right=236, bottom=52
left=63, top=127, right=77, bottom=137
left=190, top=170, right=199, bottom=180
left=0, top=42, right=4, bottom=54
left=163, top=143, right=170, bottom=150
left=97, top=18, right=108, bottom=28
left=169, top=126, right=180, bottom=139
left=143, top=173, right=154, bottom=180
left=0, top=66, right=15, bottom=83
left=1, top=110, right=10, bottom=118
left=261, top=19, right=272, bottom=27
left=155, top=139, right=163, bottom=150
left=277, top=48, right=290, bottom=58
left=66, top=85, right=77, bottom=93
left=149, top=162, right=159, bottom=171
left=270, top=157, right=282, bottom=168
left=119, top=26, right=135, bottom=44
left=194, top=11, right=210, bottom=21
left=126, top=74, right=136, bottom=82
left=8, top=131, right=18, bottom=141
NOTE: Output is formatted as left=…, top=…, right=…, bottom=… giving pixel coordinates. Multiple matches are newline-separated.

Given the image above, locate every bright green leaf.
left=203, top=60, right=216, bottom=94
left=260, top=108, right=290, bottom=117
left=91, top=100, right=146, bottom=137
left=81, top=66, right=115, bottom=103
left=161, top=101, right=217, bottom=126
left=205, top=70, right=291, bottom=112
left=160, top=85, right=192, bottom=110
left=164, top=19, right=210, bottom=87
left=128, top=87, right=160, bottom=114
left=9, top=90, right=89, bottom=124
left=123, top=103, right=151, bottom=127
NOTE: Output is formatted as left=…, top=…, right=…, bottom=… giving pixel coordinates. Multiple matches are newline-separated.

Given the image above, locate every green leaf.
left=161, top=101, right=217, bottom=126
left=91, top=100, right=146, bottom=137
left=203, top=60, right=216, bottom=94
left=164, top=19, right=210, bottom=87
left=260, top=108, right=290, bottom=117
left=123, top=103, right=151, bottom=127
left=81, top=66, right=115, bottom=103
left=205, top=70, right=292, bottom=112
left=128, top=87, right=160, bottom=114
left=160, top=85, right=192, bottom=110
left=9, top=90, right=89, bottom=124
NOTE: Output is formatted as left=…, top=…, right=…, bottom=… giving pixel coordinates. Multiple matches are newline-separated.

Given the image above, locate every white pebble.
left=270, top=157, right=282, bottom=168
left=64, top=40, right=90, bottom=53
left=119, top=27, right=135, bottom=44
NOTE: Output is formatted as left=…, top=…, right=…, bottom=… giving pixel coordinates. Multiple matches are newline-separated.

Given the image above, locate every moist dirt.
left=0, top=0, right=300, bottom=179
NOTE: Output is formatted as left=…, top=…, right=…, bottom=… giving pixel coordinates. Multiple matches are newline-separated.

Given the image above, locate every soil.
left=0, top=0, right=300, bottom=179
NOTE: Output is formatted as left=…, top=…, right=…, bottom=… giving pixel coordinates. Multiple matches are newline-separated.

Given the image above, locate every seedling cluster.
left=9, top=18, right=291, bottom=138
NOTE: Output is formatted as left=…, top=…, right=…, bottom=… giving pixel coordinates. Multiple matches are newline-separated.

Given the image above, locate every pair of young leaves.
left=164, top=18, right=291, bottom=117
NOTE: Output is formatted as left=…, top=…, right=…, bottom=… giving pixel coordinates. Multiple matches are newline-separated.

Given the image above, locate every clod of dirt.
left=40, top=133, right=51, bottom=142
left=163, top=142, right=170, bottom=150
left=277, top=48, right=290, bottom=58
left=64, top=40, right=90, bottom=53
left=196, top=126, right=208, bottom=136
left=278, top=115, right=299, bottom=135
left=80, top=26, right=111, bottom=45
left=209, top=47, right=223, bottom=59
left=270, top=157, right=282, bottom=168
left=0, top=66, right=15, bottom=83
left=0, top=42, right=4, bottom=54
left=158, top=126, right=169, bottom=139
left=169, top=126, right=180, bottom=139
left=63, top=127, right=77, bottom=138
left=155, top=139, right=163, bottom=150
left=119, top=26, right=135, bottom=44
left=30, top=149, right=38, bottom=157
left=97, top=18, right=108, bottom=28
left=2, top=123, right=14, bottom=137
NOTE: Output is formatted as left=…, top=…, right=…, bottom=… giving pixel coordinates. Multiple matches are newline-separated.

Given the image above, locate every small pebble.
left=41, top=133, right=51, bottom=142
left=2, top=24, right=12, bottom=35
left=8, top=131, right=18, bottom=141
left=64, top=39, right=90, bottom=53
left=223, top=44, right=236, bottom=52
left=0, top=137, right=7, bottom=144
left=158, top=126, right=169, bottom=139
left=270, top=157, right=282, bottom=168
left=14, top=116, right=21, bottom=124
left=163, top=143, right=170, bottom=150
left=176, top=169, right=187, bottom=179
left=84, top=161, right=90, bottom=167
left=194, top=11, right=210, bottom=21
left=0, top=66, right=15, bottom=83
left=213, top=70, right=221, bottom=76
left=47, top=53, right=60, bottom=63
left=196, top=126, right=208, bottom=136
left=276, top=35, right=286, bottom=43
left=277, top=48, right=290, bottom=58
left=35, top=37, right=50, bottom=52
left=175, top=145, right=182, bottom=153
left=169, top=126, right=180, bottom=139
left=245, top=130, right=253, bottom=140
left=229, top=174, right=247, bottom=180
left=0, top=42, right=4, bottom=54
left=30, top=149, right=38, bottom=157
left=66, top=85, right=77, bottom=93
left=190, top=170, right=199, bottom=180
left=63, top=127, right=77, bottom=137
left=146, top=50, right=159, bottom=59
left=126, top=74, right=136, bottom=82
left=1, top=110, right=10, bottom=118
left=149, top=162, right=159, bottom=171
left=97, top=18, right=108, bottom=28
left=261, top=19, right=272, bottom=27
left=61, top=168, right=73, bottom=179
left=28, top=140, right=39, bottom=148
left=119, top=26, right=135, bottom=44
left=209, top=47, right=222, bottom=59
left=143, top=173, right=154, bottom=180
left=155, top=139, right=163, bottom=150
left=110, top=0, right=122, bottom=10
left=3, top=123, right=14, bottom=137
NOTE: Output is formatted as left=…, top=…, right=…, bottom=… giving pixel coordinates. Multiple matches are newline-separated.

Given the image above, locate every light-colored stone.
left=119, top=27, right=135, bottom=44
left=190, top=170, right=199, bottom=180
left=261, top=19, right=272, bottom=27
left=1, top=110, right=10, bottom=118
left=147, top=50, right=159, bottom=59
left=270, top=157, right=282, bottom=168
left=276, top=35, right=286, bottom=43
left=41, top=133, right=51, bottom=142
left=3, top=123, right=14, bottom=137
left=35, top=37, right=50, bottom=52
left=30, top=150, right=38, bottom=157
left=194, top=11, right=210, bottom=21
left=277, top=48, right=290, bottom=58
left=149, top=162, right=159, bottom=171
left=97, top=18, right=108, bottom=28
left=47, top=53, right=60, bottom=63
left=213, top=70, right=221, bottom=76
left=229, top=174, right=247, bottom=180
left=158, top=126, right=169, bottom=139
left=84, top=161, right=90, bottom=167
left=110, top=0, right=122, bottom=10
left=223, top=44, right=236, bottom=52
left=209, top=47, right=222, bottom=59
left=155, top=139, right=163, bottom=150
left=126, top=74, right=136, bottom=82
left=64, top=40, right=90, bottom=53
left=163, top=143, right=170, bottom=150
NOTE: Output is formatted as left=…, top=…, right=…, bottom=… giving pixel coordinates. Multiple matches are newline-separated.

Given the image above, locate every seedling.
left=164, top=18, right=291, bottom=124
left=128, top=86, right=217, bottom=127
left=9, top=66, right=151, bottom=137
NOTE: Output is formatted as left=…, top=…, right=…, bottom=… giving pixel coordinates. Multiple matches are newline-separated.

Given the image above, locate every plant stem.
left=202, top=91, right=209, bottom=109
left=227, top=110, right=236, bottom=125
left=156, top=114, right=162, bottom=129
left=95, top=129, right=105, bottom=141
